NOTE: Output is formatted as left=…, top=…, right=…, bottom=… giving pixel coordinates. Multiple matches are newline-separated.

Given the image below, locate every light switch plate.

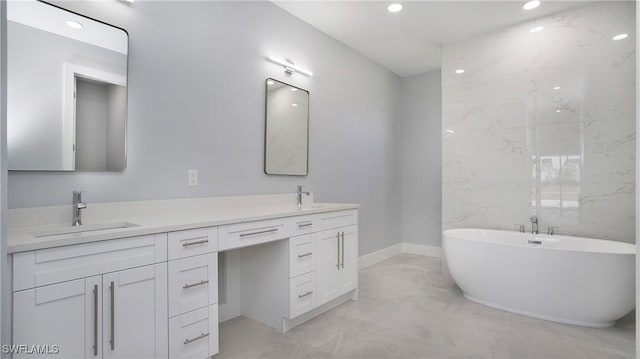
left=188, top=169, right=198, bottom=186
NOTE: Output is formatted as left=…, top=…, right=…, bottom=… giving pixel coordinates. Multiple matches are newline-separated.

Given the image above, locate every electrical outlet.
left=188, top=169, right=198, bottom=186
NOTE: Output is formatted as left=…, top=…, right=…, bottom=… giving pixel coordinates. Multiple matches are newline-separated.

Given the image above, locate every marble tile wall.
left=442, top=2, right=636, bottom=242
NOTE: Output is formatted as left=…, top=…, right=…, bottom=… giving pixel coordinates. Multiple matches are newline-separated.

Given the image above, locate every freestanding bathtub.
left=443, top=228, right=635, bottom=327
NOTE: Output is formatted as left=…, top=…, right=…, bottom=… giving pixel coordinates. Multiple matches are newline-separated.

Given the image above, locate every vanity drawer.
left=284, top=215, right=316, bottom=237
left=168, top=253, right=217, bottom=318
left=314, top=210, right=358, bottom=231
left=289, top=234, right=315, bottom=278
left=289, top=271, right=317, bottom=319
left=169, top=305, right=218, bottom=359
left=168, top=227, right=218, bottom=260
left=218, top=218, right=285, bottom=251
left=13, top=234, right=166, bottom=291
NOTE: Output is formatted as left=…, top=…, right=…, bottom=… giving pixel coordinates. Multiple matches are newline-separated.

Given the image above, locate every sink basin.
left=32, top=222, right=139, bottom=238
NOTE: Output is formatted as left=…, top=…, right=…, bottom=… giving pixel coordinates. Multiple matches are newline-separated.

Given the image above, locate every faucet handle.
left=529, top=216, right=537, bottom=222
left=547, top=226, right=559, bottom=235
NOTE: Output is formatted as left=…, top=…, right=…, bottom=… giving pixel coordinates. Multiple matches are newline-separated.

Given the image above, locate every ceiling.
left=8, top=0, right=128, bottom=54
left=273, top=1, right=595, bottom=77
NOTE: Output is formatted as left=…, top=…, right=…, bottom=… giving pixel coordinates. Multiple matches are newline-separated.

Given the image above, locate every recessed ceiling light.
left=446, top=129, right=456, bottom=134
left=292, top=103, right=298, bottom=107
left=455, top=69, right=465, bottom=74
left=613, top=33, right=628, bottom=41
left=523, top=0, right=541, bottom=10
left=267, top=80, right=274, bottom=85
left=530, top=26, right=544, bottom=33
left=556, top=109, right=561, bottom=113
left=388, top=3, right=403, bottom=13
left=66, top=20, right=83, bottom=29
left=553, top=86, right=561, bottom=90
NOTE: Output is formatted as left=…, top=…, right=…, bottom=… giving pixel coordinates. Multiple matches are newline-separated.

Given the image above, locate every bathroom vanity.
left=7, top=195, right=359, bottom=358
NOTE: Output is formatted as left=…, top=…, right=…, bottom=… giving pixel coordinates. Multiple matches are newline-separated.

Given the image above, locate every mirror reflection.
left=264, top=78, right=309, bottom=176
left=7, top=0, right=128, bottom=171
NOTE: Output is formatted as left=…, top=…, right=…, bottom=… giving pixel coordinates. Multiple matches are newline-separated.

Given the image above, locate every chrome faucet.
left=296, top=185, right=310, bottom=208
left=529, top=216, right=538, bottom=234
left=72, top=191, right=87, bottom=226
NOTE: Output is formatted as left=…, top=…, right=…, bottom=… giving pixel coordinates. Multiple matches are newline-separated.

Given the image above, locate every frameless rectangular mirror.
left=7, top=0, right=128, bottom=171
left=264, top=78, right=309, bottom=176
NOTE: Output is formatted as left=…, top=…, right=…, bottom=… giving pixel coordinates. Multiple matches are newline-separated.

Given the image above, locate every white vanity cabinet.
left=13, top=276, right=101, bottom=359
left=316, top=228, right=358, bottom=305
left=102, top=265, right=168, bottom=359
left=12, top=235, right=169, bottom=359
left=238, top=210, right=358, bottom=333
left=315, top=217, right=358, bottom=306
left=167, top=228, right=219, bottom=359
left=9, top=202, right=358, bottom=359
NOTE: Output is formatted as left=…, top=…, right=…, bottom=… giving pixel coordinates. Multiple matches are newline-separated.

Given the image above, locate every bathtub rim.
left=443, top=228, right=635, bottom=255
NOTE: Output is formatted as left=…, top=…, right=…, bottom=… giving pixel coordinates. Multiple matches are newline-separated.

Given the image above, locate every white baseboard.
left=402, top=243, right=442, bottom=258
left=358, top=243, right=403, bottom=269
left=358, top=243, right=441, bottom=269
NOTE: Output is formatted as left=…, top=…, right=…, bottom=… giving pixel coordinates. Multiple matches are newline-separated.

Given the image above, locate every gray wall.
left=396, top=70, right=442, bottom=247
left=8, top=1, right=403, bottom=256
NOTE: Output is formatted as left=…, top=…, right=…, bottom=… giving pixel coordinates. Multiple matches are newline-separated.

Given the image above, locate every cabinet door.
left=336, top=226, right=358, bottom=295
left=103, top=263, right=168, bottom=359
left=13, top=276, right=102, bottom=359
left=315, top=230, right=341, bottom=306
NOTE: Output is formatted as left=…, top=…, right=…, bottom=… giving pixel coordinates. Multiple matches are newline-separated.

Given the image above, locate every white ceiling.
left=8, top=0, right=127, bottom=54
left=273, top=1, right=595, bottom=77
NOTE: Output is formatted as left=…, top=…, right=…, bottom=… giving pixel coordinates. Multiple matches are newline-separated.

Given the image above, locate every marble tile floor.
left=217, top=254, right=634, bottom=359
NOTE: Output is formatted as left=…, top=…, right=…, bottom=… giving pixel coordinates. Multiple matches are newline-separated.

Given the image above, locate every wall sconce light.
left=267, top=56, right=313, bottom=76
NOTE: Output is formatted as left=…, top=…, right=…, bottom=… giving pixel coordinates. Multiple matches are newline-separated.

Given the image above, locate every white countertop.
left=8, top=200, right=359, bottom=253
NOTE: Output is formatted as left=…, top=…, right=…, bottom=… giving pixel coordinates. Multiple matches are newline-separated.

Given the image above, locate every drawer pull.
left=341, top=232, right=345, bottom=269
left=183, top=280, right=209, bottom=290
left=110, top=281, right=115, bottom=351
left=239, top=228, right=278, bottom=237
left=183, top=332, right=209, bottom=345
left=336, top=233, right=340, bottom=269
left=182, top=239, right=209, bottom=247
left=93, top=284, right=98, bottom=356
left=298, top=290, right=313, bottom=299
left=297, top=222, right=313, bottom=228
left=297, top=252, right=313, bottom=258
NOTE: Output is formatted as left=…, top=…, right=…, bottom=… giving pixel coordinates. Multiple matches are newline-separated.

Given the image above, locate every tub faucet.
left=297, top=185, right=310, bottom=208
left=72, top=191, right=87, bottom=226
left=529, top=216, right=538, bottom=234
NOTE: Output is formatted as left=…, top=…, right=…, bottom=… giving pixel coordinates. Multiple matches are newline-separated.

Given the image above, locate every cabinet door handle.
left=297, top=252, right=313, bottom=258
left=239, top=228, right=278, bottom=237
left=110, top=281, right=115, bottom=351
left=341, top=232, right=345, bottom=269
left=183, top=280, right=209, bottom=289
left=336, top=233, right=340, bottom=269
left=298, top=290, right=313, bottom=298
left=93, top=284, right=98, bottom=356
left=184, top=332, right=209, bottom=345
left=297, top=222, right=313, bottom=228
left=182, top=239, right=209, bottom=247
